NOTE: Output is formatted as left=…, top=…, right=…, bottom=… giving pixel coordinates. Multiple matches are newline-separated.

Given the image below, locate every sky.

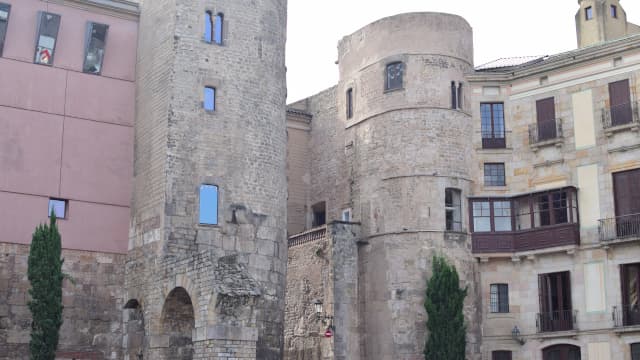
left=285, top=0, right=640, bottom=102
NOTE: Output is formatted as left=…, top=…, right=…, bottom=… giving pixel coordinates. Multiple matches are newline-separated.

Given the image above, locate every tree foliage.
left=424, top=256, right=467, bottom=360
left=28, top=213, right=64, bottom=360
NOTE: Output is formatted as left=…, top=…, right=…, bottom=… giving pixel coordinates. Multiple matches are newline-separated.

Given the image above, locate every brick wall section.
left=0, top=243, right=126, bottom=360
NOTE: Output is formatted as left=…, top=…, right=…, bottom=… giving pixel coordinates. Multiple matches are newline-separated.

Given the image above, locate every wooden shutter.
left=539, top=274, right=549, bottom=314
left=563, top=271, right=572, bottom=311
left=613, top=169, right=640, bottom=216
left=609, top=79, right=632, bottom=126
left=536, top=97, right=556, bottom=140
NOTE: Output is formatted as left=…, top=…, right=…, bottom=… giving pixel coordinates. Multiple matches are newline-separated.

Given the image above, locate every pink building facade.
left=0, top=0, right=138, bottom=358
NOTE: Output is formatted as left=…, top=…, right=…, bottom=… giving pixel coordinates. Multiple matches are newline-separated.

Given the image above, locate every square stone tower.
left=125, top=1, right=288, bottom=359
left=576, top=0, right=640, bottom=48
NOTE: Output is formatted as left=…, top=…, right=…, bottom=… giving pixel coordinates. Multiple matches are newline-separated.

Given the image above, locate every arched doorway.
left=543, top=344, right=581, bottom=360
left=161, top=287, right=195, bottom=360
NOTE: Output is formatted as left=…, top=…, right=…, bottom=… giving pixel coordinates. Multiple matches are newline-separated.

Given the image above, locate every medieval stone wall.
left=0, top=243, right=126, bottom=360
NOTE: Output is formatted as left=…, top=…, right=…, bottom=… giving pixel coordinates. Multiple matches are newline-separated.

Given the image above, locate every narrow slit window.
left=445, top=188, right=462, bottom=232
left=214, top=13, right=223, bottom=45
left=34, top=12, right=61, bottom=65
left=451, top=81, right=457, bottom=109
left=48, top=199, right=68, bottom=219
left=457, top=82, right=463, bottom=109
left=199, top=185, right=218, bottom=225
left=83, top=22, right=108, bottom=75
left=204, top=87, right=216, bottom=111
left=0, top=3, right=11, bottom=57
left=205, top=11, right=213, bottom=43
left=346, top=88, right=353, bottom=119
left=611, top=5, right=618, bottom=18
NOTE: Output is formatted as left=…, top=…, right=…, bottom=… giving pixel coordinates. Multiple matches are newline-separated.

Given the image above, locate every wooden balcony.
left=472, top=223, right=580, bottom=253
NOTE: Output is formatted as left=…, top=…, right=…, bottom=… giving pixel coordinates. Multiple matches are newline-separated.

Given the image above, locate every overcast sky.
left=285, top=0, right=640, bottom=102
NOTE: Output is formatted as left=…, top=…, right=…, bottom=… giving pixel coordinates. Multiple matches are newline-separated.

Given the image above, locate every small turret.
left=576, top=0, right=640, bottom=48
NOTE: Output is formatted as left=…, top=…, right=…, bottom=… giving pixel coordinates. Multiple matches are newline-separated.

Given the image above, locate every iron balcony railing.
left=287, top=225, right=327, bottom=247
left=536, top=309, right=577, bottom=333
left=529, top=119, right=563, bottom=144
left=602, top=101, right=640, bottom=129
left=599, top=213, right=640, bottom=242
left=613, top=305, right=640, bottom=327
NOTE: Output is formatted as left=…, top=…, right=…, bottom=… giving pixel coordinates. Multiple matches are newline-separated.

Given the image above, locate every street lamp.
left=312, top=299, right=334, bottom=333
left=511, top=325, right=525, bottom=345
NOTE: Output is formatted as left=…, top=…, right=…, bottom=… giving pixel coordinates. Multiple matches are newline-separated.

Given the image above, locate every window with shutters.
left=534, top=97, right=558, bottom=142
left=83, top=22, right=108, bottom=75
left=34, top=12, right=61, bottom=65
left=612, top=169, right=640, bottom=239
left=0, top=3, right=10, bottom=57
left=492, top=350, right=512, bottom=360
left=607, top=79, right=633, bottom=127
left=620, top=263, right=640, bottom=326
left=481, top=103, right=506, bottom=149
left=490, top=284, right=509, bottom=313
left=538, top=271, right=574, bottom=332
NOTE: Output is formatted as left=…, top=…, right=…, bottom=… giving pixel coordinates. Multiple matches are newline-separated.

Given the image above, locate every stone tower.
left=337, top=13, right=481, bottom=359
left=125, top=0, right=288, bottom=359
left=576, top=0, right=640, bottom=48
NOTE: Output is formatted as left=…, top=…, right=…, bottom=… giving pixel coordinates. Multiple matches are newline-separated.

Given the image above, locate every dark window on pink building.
left=48, top=199, right=67, bottom=219
left=0, top=3, right=10, bottom=57
left=34, top=12, right=61, bottom=65
left=83, top=22, right=109, bottom=75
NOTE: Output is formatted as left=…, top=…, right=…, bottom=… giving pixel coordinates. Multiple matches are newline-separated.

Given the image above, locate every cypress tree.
left=424, top=256, right=467, bottom=360
left=28, top=212, right=64, bottom=360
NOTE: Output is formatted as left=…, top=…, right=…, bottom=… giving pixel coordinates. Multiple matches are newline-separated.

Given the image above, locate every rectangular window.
left=493, top=201, right=512, bottom=231
left=472, top=201, right=491, bottom=232
left=490, top=284, right=509, bottom=313
left=48, top=199, right=67, bottom=219
left=484, top=163, right=505, bottom=186
left=611, top=5, right=618, bottom=18
left=608, top=79, right=632, bottom=126
left=451, top=81, right=457, bottom=109
left=205, top=11, right=213, bottom=43
left=612, top=169, right=640, bottom=240
left=199, top=185, right=218, bottom=225
left=0, top=3, right=10, bottom=57
left=312, top=202, right=326, bottom=227
left=445, top=188, right=462, bottom=232
left=346, top=88, right=353, bottom=119
left=83, top=22, right=108, bottom=75
left=385, top=62, right=403, bottom=91
left=622, top=264, right=640, bottom=326
left=34, top=12, right=61, bottom=65
left=214, top=13, right=223, bottom=45
left=535, top=97, right=557, bottom=141
left=457, top=83, right=463, bottom=109
left=492, top=351, right=512, bottom=360
left=480, top=103, right=506, bottom=149
left=341, top=208, right=351, bottom=222
left=538, top=271, right=573, bottom=332
left=586, top=6, right=593, bottom=20
left=632, top=343, right=640, bottom=360
left=204, top=87, right=215, bottom=111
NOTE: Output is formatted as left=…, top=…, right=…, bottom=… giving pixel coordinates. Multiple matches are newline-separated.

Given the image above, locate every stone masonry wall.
left=0, top=243, right=126, bottom=360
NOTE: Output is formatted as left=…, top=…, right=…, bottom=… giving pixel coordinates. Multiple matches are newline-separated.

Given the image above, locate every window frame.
left=385, top=62, right=404, bottom=91
left=490, top=284, right=509, bottom=313
left=199, top=184, right=219, bottom=225
left=0, top=3, right=11, bottom=57
left=204, top=86, right=216, bottom=111
left=445, top=188, right=462, bottom=232
left=484, top=163, right=506, bottom=187
left=611, top=5, right=618, bottom=18
left=492, top=350, right=512, bottom=360
left=632, top=343, right=640, bottom=360
left=451, top=81, right=457, bottom=109
left=346, top=88, right=353, bottom=119
left=34, top=11, right=61, bottom=66
left=341, top=208, right=351, bottom=222
left=480, top=102, right=506, bottom=149
left=83, top=22, right=109, bottom=75
left=48, top=198, right=68, bottom=219
left=214, top=13, right=223, bottom=45
left=585, top=6, right=593, bottom=20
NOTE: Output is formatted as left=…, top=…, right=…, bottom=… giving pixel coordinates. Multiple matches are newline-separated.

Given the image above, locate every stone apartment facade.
left=2, top=0, right=640, bottom=360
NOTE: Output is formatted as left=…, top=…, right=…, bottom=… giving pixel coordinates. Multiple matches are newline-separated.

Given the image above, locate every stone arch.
left=122, top=298, right=145, bottom=360
left=162, top=274, right=201, bottom=326
left=160, top=287, right=195, bottom=360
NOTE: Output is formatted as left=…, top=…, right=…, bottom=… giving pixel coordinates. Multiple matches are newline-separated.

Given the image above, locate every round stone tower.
left=337, top=13, right=480, bottom=359
left=126, top=0, right=288, bottom=359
